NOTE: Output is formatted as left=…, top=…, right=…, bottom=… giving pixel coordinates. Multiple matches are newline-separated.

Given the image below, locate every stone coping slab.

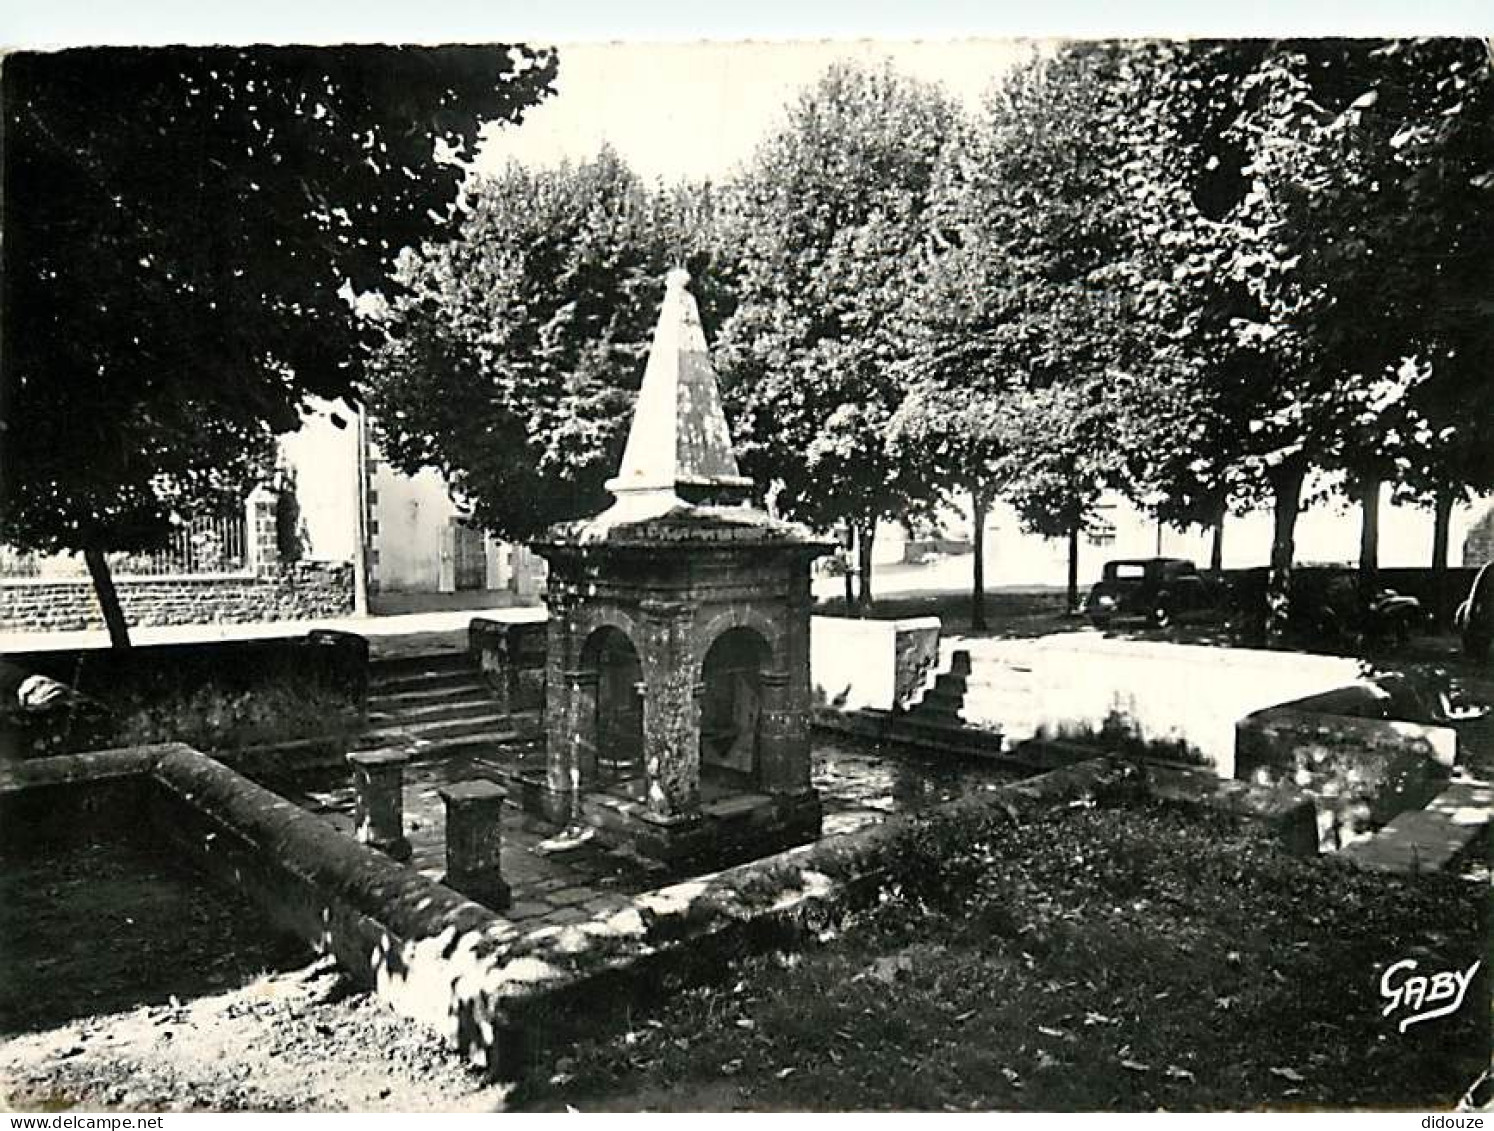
left=438, top=779, right=510, bottom=803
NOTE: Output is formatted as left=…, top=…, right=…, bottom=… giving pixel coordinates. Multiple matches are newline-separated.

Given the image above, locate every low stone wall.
left=468, top=618, right=547, bottom=714
left=965, top=635, right=1370, bottom=777
left=5, top=630, right=368, bottom=707
left=0, top=744, right=167, bottom=852
left=810, top=615, right=941, bottom=713
left=1236, top=705, right=1456, bottom=848
left=0, top=742, right=1326, bottom=1083
left=0, top=561, right=354, bottom=633
left=1221, top=565, right=1480, bottom=627
left=1139, top=761, right=1321, bottom=856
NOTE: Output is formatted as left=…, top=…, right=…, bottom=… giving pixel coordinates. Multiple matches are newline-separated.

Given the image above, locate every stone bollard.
left=437, top=779, right=511, bottom=910
left=347, top=749, right=412, bottom=861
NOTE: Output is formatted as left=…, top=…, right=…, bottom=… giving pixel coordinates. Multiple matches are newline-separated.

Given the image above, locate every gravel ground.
left=1, top=961, right=512, bottom=1113
left=0, top=841, right=509, bottom=1113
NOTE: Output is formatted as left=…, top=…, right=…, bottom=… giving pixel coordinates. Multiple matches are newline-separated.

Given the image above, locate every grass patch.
left=520, top=795, right=1487, bottom=1111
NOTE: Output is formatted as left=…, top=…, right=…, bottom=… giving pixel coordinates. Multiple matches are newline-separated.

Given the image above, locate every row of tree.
left=365, top=39, right=1494, bottom=638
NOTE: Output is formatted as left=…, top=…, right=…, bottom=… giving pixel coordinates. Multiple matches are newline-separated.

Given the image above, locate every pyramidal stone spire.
left=604, top=269, right=753, bottom=513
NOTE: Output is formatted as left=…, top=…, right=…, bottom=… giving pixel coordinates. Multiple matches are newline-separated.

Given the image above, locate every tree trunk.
left=1431, top=486, right=1455, bottom=625
left=970, top=488, right=989, bottom=632
left=856, top=521, right=875, bottom=613
left=841, top=526, right=855, bottom=609
left=1210, top=504, right=1225, bottom=572
left=1264, top=459, right=1307, bottom=647
left=83, top=547, right=131, bottom=649
left=1357, top=473, right=1382, bottom=603
left=1432, top=488, right=1454, bottom=571
left=1066, top=520, right=1081, bottom=614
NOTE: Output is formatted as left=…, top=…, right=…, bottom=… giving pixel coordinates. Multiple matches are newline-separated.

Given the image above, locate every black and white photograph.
left=0, top=1, right=1490, bottom=1115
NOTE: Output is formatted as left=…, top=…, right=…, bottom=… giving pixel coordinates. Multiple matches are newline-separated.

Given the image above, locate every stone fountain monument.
left=528, top=270, right=830, bottom=864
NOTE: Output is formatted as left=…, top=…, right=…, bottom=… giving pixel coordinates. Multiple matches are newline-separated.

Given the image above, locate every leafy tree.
left=1, top=45, right=557, bottom=645
left=1106, top=42, right=1368, bottom=639
left=886, top=383, right=1007, bottom=629
left=363, top=149, right=728, bottom=539
left=903, top=46, right=1150, bottom=613
left=1318, top=39, right=1494, bottom=600
left=713, top=62, right=960, bottom=610
left=1122, top=39, right=1494, bottom=638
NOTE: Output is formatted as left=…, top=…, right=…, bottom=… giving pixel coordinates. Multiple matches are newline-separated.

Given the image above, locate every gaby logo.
left=1380, top=958, right=1482, bottom=1033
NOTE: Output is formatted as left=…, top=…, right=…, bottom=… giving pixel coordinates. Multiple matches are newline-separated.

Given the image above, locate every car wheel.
left=1392, top=616, right=1411, bottom=648
left=1089, top=615, right=1110, bottom=631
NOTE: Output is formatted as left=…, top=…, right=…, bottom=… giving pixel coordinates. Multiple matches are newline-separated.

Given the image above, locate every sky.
left=473, top=40, right=1036, bottom=185
left=7, top=1, right=1487, bottom=188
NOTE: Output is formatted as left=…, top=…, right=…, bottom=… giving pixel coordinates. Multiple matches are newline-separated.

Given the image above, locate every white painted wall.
left=370, top=458, right=458, bottom=592
left=277, top=396, right=358, bottom=564
left=893, top=485, right=1486, bottom=592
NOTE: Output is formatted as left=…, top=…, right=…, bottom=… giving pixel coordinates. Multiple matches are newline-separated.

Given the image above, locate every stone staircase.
left=352, top=652, right=530, bottom=762
left=1338, top=778, right=1492, bottom=875
left=821, top=647, right=1081, bottom=771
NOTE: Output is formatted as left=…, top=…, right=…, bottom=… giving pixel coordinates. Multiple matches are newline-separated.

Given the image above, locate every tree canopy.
left=902, top=45, right=1152, bottom=610
left=1, top=44, right=555, bottom=641
left=2, top=45, right=558, bottom=545
left=1108, top=38, right=1494, bottom=635
left=712, top=62, right=962, bottom=605
left=363, top=149, right=727, bottom=539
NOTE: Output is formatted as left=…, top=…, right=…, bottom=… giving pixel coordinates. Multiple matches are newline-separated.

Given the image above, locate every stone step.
left=919, top=685, right=968, bottom=708
left=368, top=680, right=492, bottom=710
left=369, top=667, right=487, bottom=696
left=347, top=727, right=536, bottom=765
left=366, top=697, right=501, bottom=727
left=908, top=701, right=966, bottom=725
left=929, top=672, right=969, bottom=693
left=369, top=666, right=481, bottom=693
left=1339, top=779, right=1492, bottom=874
left=369, top=651, right=474, bottom=677
left=362, top=710, right=522, bottom=746
left=860, top=710, right=1008, bottom=758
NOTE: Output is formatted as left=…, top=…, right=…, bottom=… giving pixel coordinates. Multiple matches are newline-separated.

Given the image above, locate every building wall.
left=276, top=397, right=360, bottom=565
left=363, top=441, right=539, bottom=597
left=368, top=458, right=455, bottom=593
left=0, top=563, right=354, bottom=633
left=883, top=482, right=1486, bottom=590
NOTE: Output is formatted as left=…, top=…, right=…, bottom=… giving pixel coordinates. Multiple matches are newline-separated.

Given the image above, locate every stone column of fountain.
left=346, top=749, right=411, bottom=861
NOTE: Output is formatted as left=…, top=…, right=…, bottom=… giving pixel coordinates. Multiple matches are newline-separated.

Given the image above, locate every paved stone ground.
left=264, top=737, right=1025, bottom=929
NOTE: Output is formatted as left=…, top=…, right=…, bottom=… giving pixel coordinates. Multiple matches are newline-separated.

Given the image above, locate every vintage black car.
left=1455, top=562, right=1493, bottom=661
left=1081, top=557, right=1227, bottom=630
